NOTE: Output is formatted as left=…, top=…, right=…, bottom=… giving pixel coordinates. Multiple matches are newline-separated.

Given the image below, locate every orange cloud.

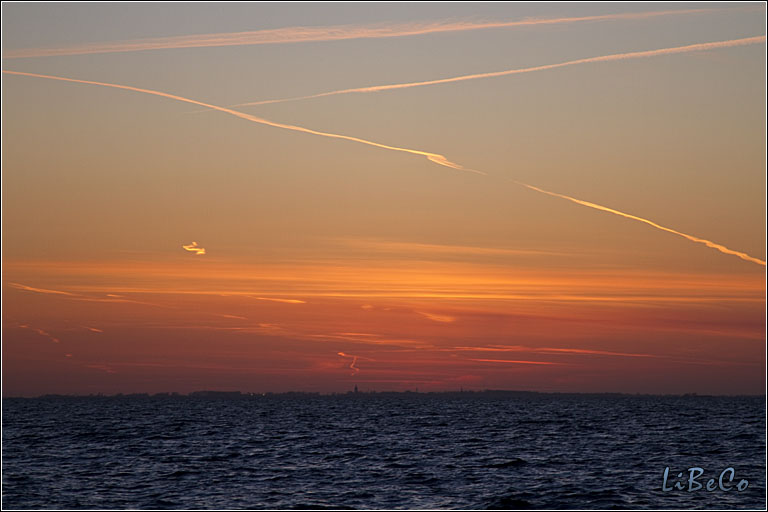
left=454, top=345, right=660, bottom=358
left=85, top=364, right=117, bottom=374
left=5, top=260, right=763, bottom=303
left=339, top=238, right=568, bottom=258
left=252, top=297, right=306, bottom=304
left=182, top=242, right=206, bottom=255
left=468, top=359, right=565, bottom=365
left=416, top=311, right=456, bottom=323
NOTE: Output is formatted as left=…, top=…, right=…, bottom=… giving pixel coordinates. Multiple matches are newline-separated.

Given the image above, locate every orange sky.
left=2, top=3, right=765, bottom=395
left=3, top=247, right=764, bottom=395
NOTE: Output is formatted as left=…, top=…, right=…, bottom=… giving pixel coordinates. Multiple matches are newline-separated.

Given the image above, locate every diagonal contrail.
left=233, top=36, right=766, bottom=107
left=514, top=181, right=766, bottom=266
left=3, top=69, right=764, bottom=266
left=8, top=282, right=79, bottom=296
left=1, top=70, right=484, bottom=176
left=3, top=8, right=723, bottom=59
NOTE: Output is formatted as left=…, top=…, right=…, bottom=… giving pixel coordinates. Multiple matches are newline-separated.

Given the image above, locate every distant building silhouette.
left=189, top=391, right=242, bottom=398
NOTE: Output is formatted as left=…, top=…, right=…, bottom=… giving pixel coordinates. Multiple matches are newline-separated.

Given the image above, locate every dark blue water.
left=2, top=392, right=765, bottom=509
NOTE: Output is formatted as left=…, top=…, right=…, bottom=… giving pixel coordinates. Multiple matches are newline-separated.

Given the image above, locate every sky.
left=2, top=2, right=765, bottom=396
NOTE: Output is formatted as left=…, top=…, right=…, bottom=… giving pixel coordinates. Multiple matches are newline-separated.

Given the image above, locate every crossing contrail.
left=3, top=69, right=764, bottom=266
left=3, top=8, right=721, bottom=59
left=514, top=181, right=766, bottom=266
left=2, top=70, right=483, bottom=176
left=233, top=36, right=766, bottom=107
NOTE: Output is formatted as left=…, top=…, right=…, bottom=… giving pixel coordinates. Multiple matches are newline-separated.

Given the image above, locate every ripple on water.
left=2, top=394, right=765, bottom=509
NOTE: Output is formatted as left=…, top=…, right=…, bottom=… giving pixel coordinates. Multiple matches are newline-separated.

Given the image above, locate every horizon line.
left=4, top=389, right=764, bottom=399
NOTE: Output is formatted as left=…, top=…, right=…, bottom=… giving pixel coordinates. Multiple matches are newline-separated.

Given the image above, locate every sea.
left=2, top=392, right=765, bottom=510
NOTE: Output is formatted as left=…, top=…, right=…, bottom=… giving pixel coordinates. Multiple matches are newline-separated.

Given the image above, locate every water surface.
left=2, top=392, right=764, bottom=509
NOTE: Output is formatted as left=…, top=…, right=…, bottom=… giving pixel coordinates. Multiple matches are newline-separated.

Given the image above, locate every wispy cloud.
left=416, top=311, right=457, bottom=323
left=85, top=363, right=117, bottom=374
left=252, top=296, right=307, bottom=304
left=3, top=8, right=721, bottom=59
left=468, top=359, right=565, bottom=365
left=7, top=260, right=762, bottom=305
left=8, top=280, right=177, bottom=308
left=339, top=238, right=568, bottom=258
left=234, top=36, right=766, bottom=107
left=308, top=333, right=433, bottom=349
left=182, top=241, right=206, bottom=255
left=454, top=345, right=661, bottom=358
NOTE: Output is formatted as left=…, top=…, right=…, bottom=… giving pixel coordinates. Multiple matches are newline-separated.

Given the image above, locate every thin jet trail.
left=1, top=70, right=484, bottom=176
left=233, top=36, right=766, bottom=107
left=3, top=8, right=722, bottom=59
left=514, top=181, right=766, bottom=266
left=3, top=70, right=764, bottom=266
left=338, top=352, right=360, bottom=375
left=17, top=324, right=61, bottom=344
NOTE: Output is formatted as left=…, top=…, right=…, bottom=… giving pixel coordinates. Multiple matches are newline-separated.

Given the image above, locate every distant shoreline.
left=3, top=390, right=765, bottom=400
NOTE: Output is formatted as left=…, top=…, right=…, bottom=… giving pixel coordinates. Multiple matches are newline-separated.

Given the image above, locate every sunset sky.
left=2, top=2, right=765, bottom=396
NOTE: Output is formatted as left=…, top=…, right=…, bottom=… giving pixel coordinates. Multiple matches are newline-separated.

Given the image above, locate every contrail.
left=416, top=311, right=456, bottom=323
left=182, top=241, right=206, bottom=255
left=1, top=70, right=483, bottom=175
left=469, top=359, right=564, bottom=365
left=3, top=70, right=763, bottom=266
left=9, top=280, right=176, bottom=308
left=454, top=345, right=661, bottom=358
left=338, top=352, right=360, bottom=375
left=233, top=36, right=766, bottom=107
left=18, top=324, right=61, bottom=344
left=252, top=297, right=306, bottom=304
left=8, top=282, right=79, bottom=296
left=514, top=181, right=766, bottom=266
left=3, top=8, right=721, bottom=59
